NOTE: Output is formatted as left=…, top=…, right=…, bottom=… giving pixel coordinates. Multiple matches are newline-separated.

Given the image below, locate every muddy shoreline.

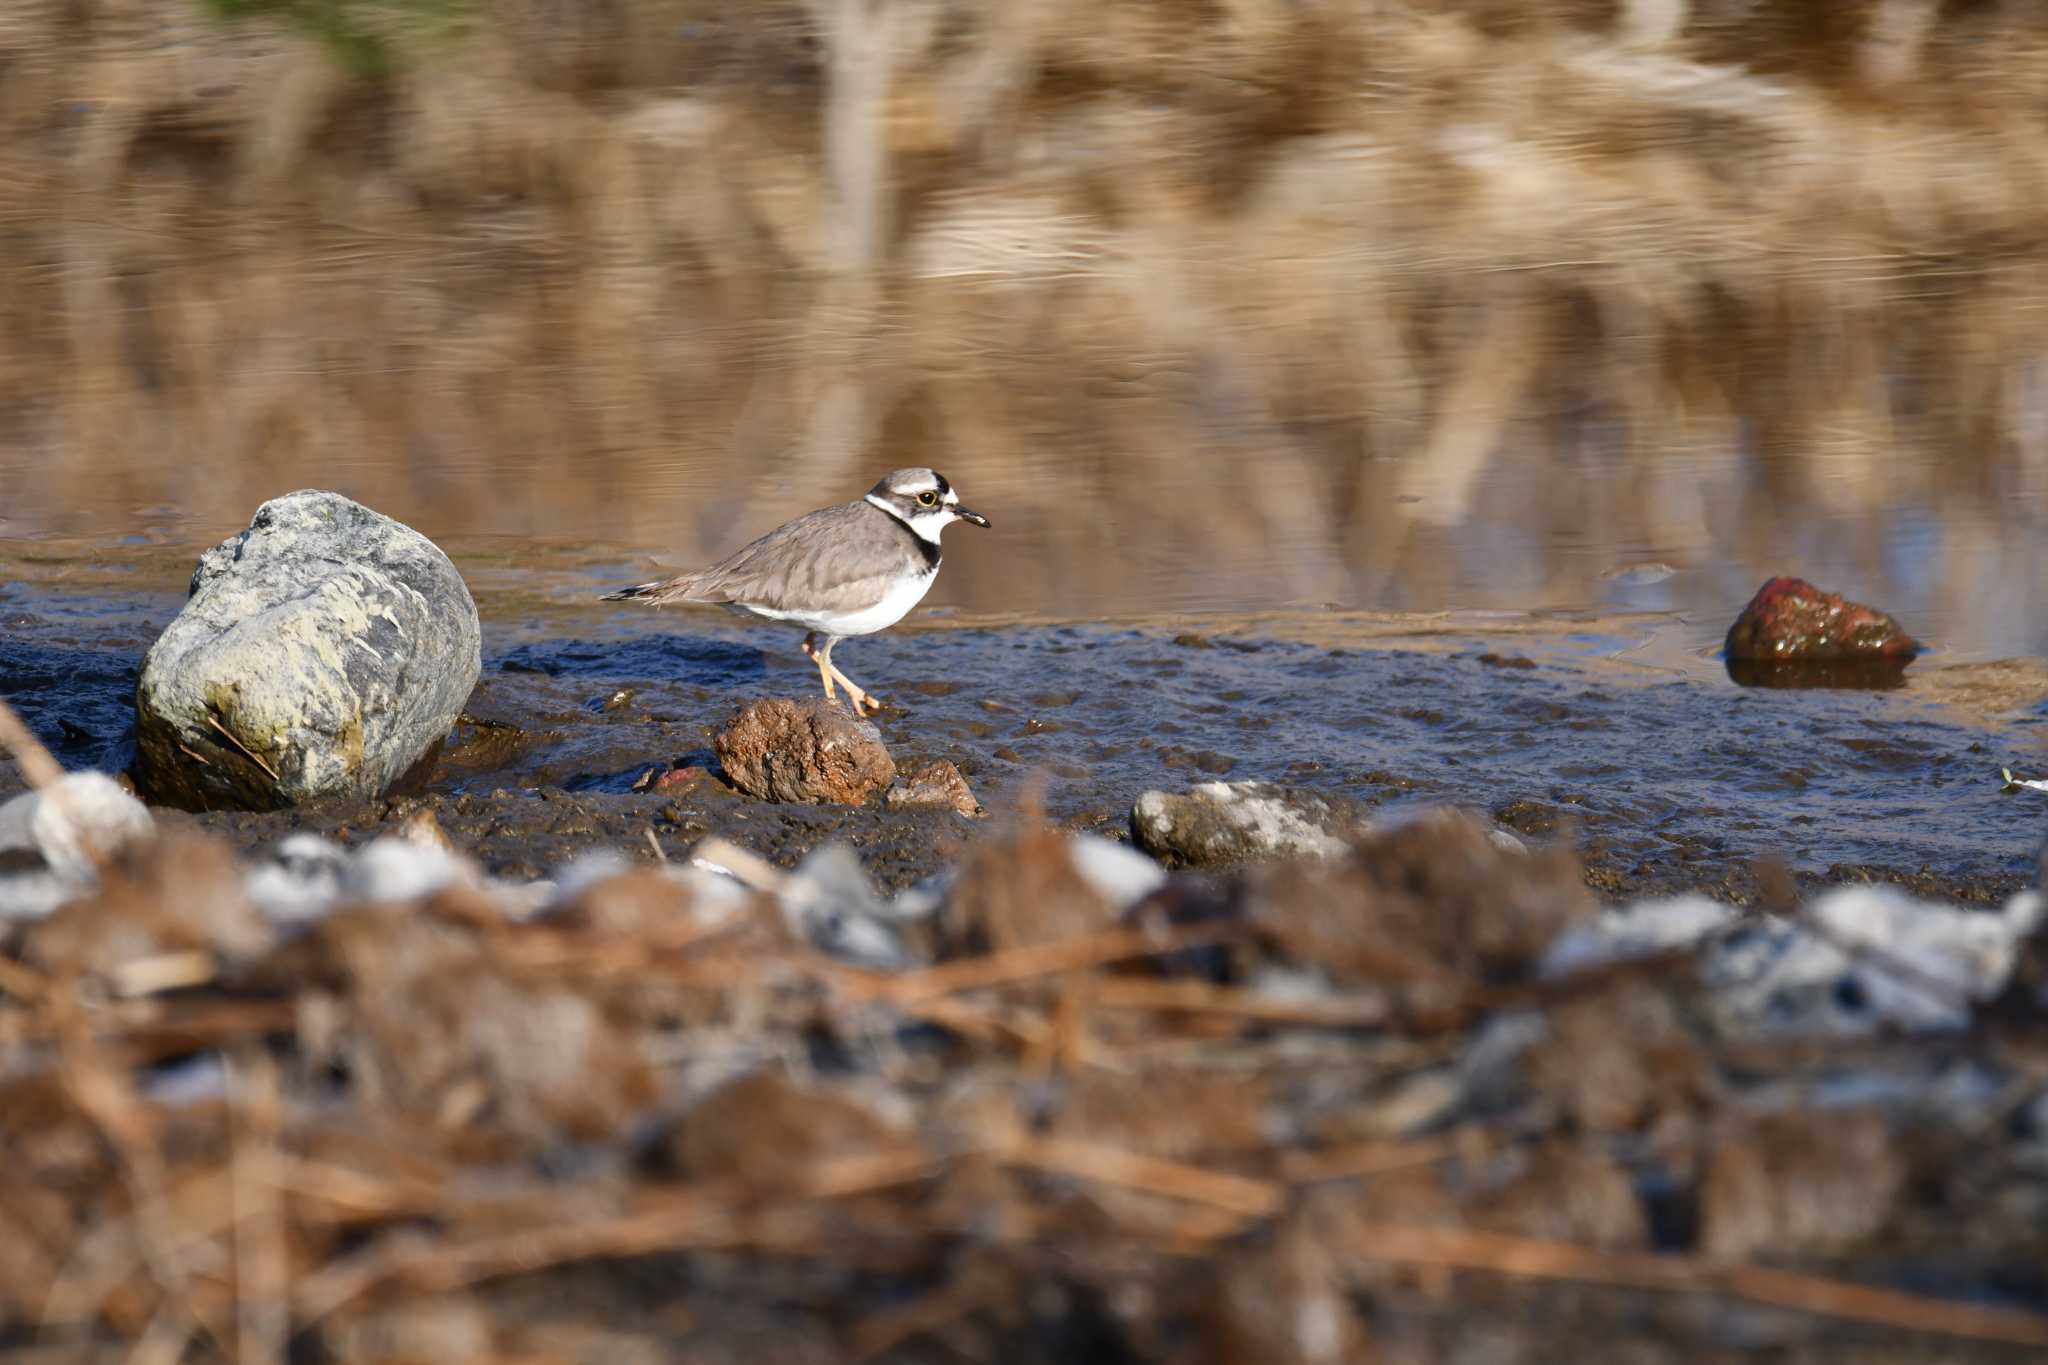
left=4, top=581, right=2044, bottom=905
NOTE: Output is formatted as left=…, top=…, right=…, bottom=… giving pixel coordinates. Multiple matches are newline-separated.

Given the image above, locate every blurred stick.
left=688, top=836, right=783, bottom=891
left=871, top=924, right=1238, bottom=1006
left=0, top=691, right=63, bottom=789
left=204, top=713, right=279, bottom=783
left=1091, top=977, right=1390, bottom=1029
left=1345, top=1223, right=2048, bottom=1349
left=52, top=1015, right=236, bottom=1357
left=109, top=951, right=218, bottom=1000
left=851, top=1257, right=1008, bottom=1361
left=1278, top=1135, right=1461, bottom=1184
left=294, top=1147, right=950, bottom=1325
left=230, top=1052, right=289, bottom=1365
left=1003, top=1136, right=1285, bottom=1219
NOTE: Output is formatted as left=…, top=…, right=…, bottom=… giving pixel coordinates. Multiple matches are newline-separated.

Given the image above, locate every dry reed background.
left=3, top=0, right=2048, bottom=636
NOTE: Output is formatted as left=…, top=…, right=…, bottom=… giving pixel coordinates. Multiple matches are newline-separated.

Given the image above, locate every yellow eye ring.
left=917, top=490, right=939, bottom=506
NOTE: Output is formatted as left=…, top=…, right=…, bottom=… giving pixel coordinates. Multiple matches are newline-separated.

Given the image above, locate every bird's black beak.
left=955, top=505, right=990, bottom=528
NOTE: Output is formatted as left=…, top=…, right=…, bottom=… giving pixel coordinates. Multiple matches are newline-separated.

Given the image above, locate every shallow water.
left=4, top=561, right=2045, bottom=895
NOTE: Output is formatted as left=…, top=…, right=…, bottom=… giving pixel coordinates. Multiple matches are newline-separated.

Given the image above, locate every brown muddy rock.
left=1051, top=1069, right=1273, bottom=1161
left=940, top=815, right=1117, bottom=954
left=714, top=697, right=896, bottom=805
left=1698, top=1110, right=1903, bottom=1260
left=1202, top=1203, right=1377, bottom=1365
left=667, top=1070, right=918, bottom=1195
left=1724, top=576, right=1919, bottom=663
left=1248, top=807, right=1593, bottom=991
left=281, top=892, right=657, bottom=1147
left=1327, top=1142, right=1645, bottom=1253
left=21, top=831, right=269, bottom=981
left=551, top=864, right=701, bottom=938
left=1470, top=1142, right=1648, bottom=1250
left=1524, top=981, right=1711, bottom=1133
left=886, top=759, right=981, bottom=817
left=0, top=1174, right=77, bottom=1320
left=0, top=1071, right=111, bottom=1198
left=324, top=1295, right=497, bottom=1365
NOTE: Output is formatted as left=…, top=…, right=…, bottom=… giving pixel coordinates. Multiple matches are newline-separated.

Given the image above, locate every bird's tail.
left=601, top=580, right=666, bottom=603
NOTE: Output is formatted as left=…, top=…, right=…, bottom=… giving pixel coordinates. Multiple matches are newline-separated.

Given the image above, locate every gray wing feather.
left=635, top=501, right=917, bottom=613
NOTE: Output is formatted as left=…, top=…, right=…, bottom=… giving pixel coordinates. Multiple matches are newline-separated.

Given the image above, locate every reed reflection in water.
left=2, top=0, right=2047, bottom=655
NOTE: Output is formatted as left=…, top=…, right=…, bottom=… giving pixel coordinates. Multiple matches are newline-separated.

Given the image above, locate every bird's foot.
left=801, top=635, right=839, bottom=701
left=830, top=670, right=882, bottom=716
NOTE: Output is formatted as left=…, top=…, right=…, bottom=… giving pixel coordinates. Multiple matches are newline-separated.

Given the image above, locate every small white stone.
left=0, top=772, right=154, bottom=881
left=0, top=773, right=154, bottom=920
left=343, top=836, right=469, bottom=904
left=1539, top=886, right=2044, bottom=1039
left=243, top=833, right=349, bottom=926
left=1067, top=834, right=1167, bottom=910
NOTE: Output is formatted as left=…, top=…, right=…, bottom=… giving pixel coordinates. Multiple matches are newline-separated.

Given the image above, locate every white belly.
left=728, top=569, right=936, bottom=639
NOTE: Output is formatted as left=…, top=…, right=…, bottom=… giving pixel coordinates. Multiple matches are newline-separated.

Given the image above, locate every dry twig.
left=0, top=691, right=63, bottom=790
left=1344, top=1223, right=2048, bottom=1349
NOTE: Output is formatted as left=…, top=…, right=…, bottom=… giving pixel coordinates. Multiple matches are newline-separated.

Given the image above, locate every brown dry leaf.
left=283, top=894, right=658, bottom=1147
left=551, top=864, right=702, bottom=939
left=941, top=812, right=1117, bottom=956
left=1524, top=980, right=1711, bottom=1133
left=666, top=1069, right=922, bottom=1196
left=22, top=831, right=268, bottom=981
left=1699, top=1110, right=1905, bottom=1262
left=322, top=1292, right=497, bottom=1365
left=1049, top=1067, right=1273, bottom=1163
left=1467, top=1141, right=1649, bottom=1251
left=1202, top=1201, right=1378, bottom=1365
left=1250, top=808, right=1592, bottom=990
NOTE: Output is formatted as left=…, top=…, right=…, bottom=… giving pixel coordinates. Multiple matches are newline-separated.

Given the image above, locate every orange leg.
left=815, top=636, right=880, bottom=715
left=800, top=633, right=838, bottom=702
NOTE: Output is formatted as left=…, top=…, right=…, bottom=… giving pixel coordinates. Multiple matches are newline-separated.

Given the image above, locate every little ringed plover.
left=602, top=468, right=989, bottom=714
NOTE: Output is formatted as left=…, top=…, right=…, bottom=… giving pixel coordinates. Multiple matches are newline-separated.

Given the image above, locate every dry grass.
left=3, top=0, right=2048, bottom=623
left=1, top=768, right=2047, bottom=1357
left=2, top=810, right=2046, bottom=1359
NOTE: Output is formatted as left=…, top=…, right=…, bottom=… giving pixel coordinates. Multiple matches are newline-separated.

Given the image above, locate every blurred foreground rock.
left=21, top=830, right=269, bottom=980
left=715, top=697, right=896, bottom=804
left=135, top=490, right=482, bottom=810
left=1132, top=781, right=1352, bottom=866
left=0, top=772, right=154, bottom=920
left=3, top=796, right=2046, bottom=1360
left=1245, top=806, right=1594, bottom=995
left=1543, top=884, right=2044, bottom=1037
left=1723, top=576, right=1918, bottom=686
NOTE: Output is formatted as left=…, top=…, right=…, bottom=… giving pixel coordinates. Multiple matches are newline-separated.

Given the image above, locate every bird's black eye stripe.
left=917, top=490, right=939, bottom=506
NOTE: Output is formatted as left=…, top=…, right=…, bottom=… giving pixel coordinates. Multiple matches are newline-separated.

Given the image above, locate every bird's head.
left=866, top=467, right=989, bottom=538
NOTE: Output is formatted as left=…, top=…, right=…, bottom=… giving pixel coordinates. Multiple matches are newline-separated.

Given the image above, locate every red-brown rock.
left=714, top=698, right=896, bottom=805
left=1724, top=576, right=1918, bottom=662
left=653, top=764, right=708, bottom=792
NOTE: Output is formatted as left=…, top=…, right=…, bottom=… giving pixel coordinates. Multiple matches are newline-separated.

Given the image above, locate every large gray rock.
left=135, top=491, right=481, bottom=809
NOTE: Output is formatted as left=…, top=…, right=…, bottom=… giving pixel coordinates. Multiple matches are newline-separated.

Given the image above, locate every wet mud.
left=4, top=583, right=2045, bottom=904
